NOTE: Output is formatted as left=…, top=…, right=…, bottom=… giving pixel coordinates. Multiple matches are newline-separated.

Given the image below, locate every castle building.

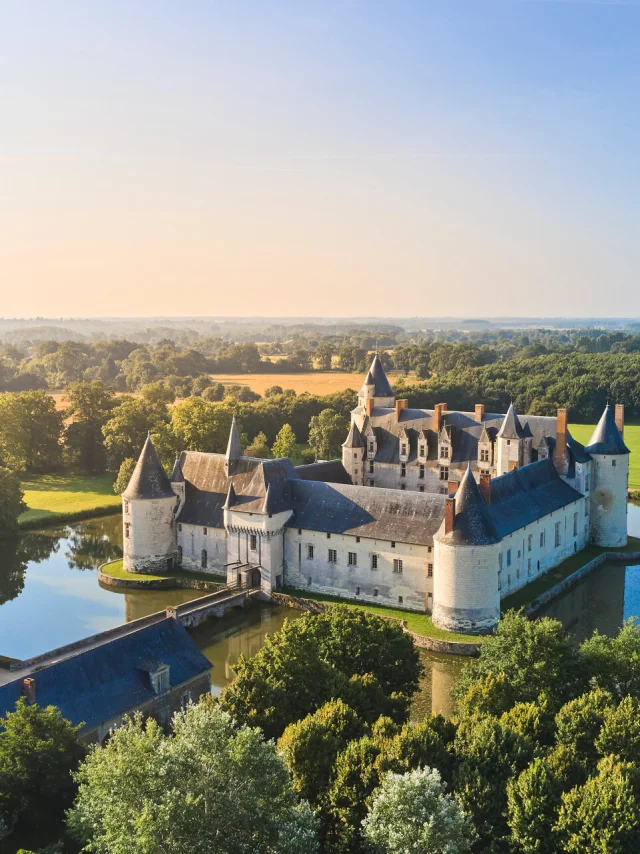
left=123, top=359, right=629, bottom=635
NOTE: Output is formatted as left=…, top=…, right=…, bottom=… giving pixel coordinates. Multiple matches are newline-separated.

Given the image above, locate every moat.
left=1, top=507, right=640, bottom=714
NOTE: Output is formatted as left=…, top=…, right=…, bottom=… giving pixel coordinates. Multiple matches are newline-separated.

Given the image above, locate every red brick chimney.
left=448, top=480, right=460, bottom=495
left=444, top=497, right=456, bottom=534
left=395, top=399, right=408, bottom=422
left=554, top=408, right=568, bottom=475
left=23, top=678, right=36, bottom=705
left=615, top=403, right=624, bottom=437
left=475, top=403, right=485, bottom=422
left=434, top=403, right=447, bottom=433
left=479, top=473, right=491, bottom=505
left=365, top=398, right=374, bottom=417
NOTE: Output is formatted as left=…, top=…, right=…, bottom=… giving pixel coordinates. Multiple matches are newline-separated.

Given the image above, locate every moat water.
left=1, top=505, right=640, bottom=715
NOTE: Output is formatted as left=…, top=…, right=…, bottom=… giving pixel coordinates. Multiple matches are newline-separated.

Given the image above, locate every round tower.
left=342, top=421, right=366, bottom=485
left=122, top=435, right=178, bottom=573
left=585, top=404, right=629, bottom=547
left=357, top=354, right=395, bottom=410
left=432, top=466, right=502, bottom=635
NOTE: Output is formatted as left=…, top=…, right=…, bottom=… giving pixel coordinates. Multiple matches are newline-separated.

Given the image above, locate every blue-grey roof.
left=439, top=466, right=501, bottom=546
left=123, top=435, right=175, bottom=500
left=364, top=355, right=394, bottom=397
left=488, top=459, right=583, bottom=537
left=0, top=619, right=211, bottom=734
left=287, top=480, right=445, bottom=546
left=295, top=460, right=352, bottom=485
left=585, top=406, right=629, bottom=456
left=566, top=432, right=591, bottom=464
left=497, top=403, right=526, bottom=440
left=343, top=421, right=365, bottom=449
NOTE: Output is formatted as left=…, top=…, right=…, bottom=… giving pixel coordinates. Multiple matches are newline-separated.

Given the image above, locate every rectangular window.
left=540, top=531, right=545, bottom=547
left=328, top=549, right=337, bottom=563
left=528, top=558, right=532, bottom=576
left=401, top=443, right=407, bottom=455
left=391, top=541, right=396, bottom=548
left=125, top=523, right=130, bottom=538
left=250, top=534, right=257, bottom=551
left=369, top=461, right=374, bottom=474
left=371, top=554, right=378, bottom=569
left=506, top=549, right=512, bottom=567
left=124, top=500, right=129, bottom=513
left=419, top=446, right=425, bottom=457
left=401, top=463, right=406, bottom=477
left=348, top=552, right=357, bottom=566
left=307, top=576, right=312, bottom=585
left=373, top=588, right=378, bottom=597
left=528, top=534, right=533, bottom=552
left=307, top=544, right=314, bottom=560
left=369, top=479, right=375, bottom=487
left=419, top=464, right=425, bottom=479
left=178, top=523, right=182, bottom=532
left=327, top=532, right=331, bottom=539
left=439, top=467, right=449, bottom=481
left=440, top=445, right=449, bottom=459
left=369, top=442, right=374, bottom=453
left=555, top=522, right=562, bottom=547
left=298, top=528, right=302, bottom=535
left=401, top=483, right=406, bottom=490
left=356, top=536, right=360, bottom=543
left=201, top=549, right=207, bottom=568
left=498, top=570, right=502, bottom=591
left=507, top=574, right=511, bottom=586
left=398, top=596, right=403, bottom=605
left=613, top=459, right=617, bottom=467
left=393, top=559, right=403, bottom=574
left=419, top=485, right=424, bottom=492
left=480, top=448, right=490, bottom=462
left=203, top=527, right=207, bottom=535
left=585, top=475, right=590, bottom=491
left=427, top=563, right=433, bottom=577
left=573, top=512, right=578, bottom=537
left=356, top=587, right=360, bottom=595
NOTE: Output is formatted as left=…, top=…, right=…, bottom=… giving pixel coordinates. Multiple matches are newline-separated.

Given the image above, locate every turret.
left=122, top=435, right=177, bottom=573
left=170, top=455, right=185, bottom=514
left=585, top=404, right=629, bottom=547
left=432, top=465, right=501, bottom=634
left=357, top=355, right=395, bottom=411
left=225, top=417, right=242, bottom=477
left=342, top=421, right=366, bottom=485
left=496, top=403, right=525, bottom=476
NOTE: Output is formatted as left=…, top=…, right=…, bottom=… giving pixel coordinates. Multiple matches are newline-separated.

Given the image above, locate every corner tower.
left=342, top=421, right=365, bottom=485
left=585, top=404, right=629, bottom=547
left=432, top=465, right=501, bottom=634
left=122, top=435, right=178, bottom=573
left=357, top=355, right=395, bottom=412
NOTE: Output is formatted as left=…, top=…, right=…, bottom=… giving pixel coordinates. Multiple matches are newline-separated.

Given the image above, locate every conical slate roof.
left=343, top=421, right=365, bottom=449
left=225, top=417, right=242, bottom=462
left=170, top=456, right=185, bottom=483
left=223, top=483, right=237, bottom=510
left=123, top=435, right=175, bottom=500
left=497, top=403, right=526, bottom=440
left=585, top=406, right=629, bottom=455
left=440, top=465, right=500, bottom=546
left=363, top=355, right=394, bottom=397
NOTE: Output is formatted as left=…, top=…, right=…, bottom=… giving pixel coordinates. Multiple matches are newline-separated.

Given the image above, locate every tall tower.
left=357, top=355, right=396, bottom=411
left=225, top=416, right=242, bottom=477
left=342, top=422, right=366, bottom=484
left=122, top=435, right=177, bottom=573
left=432, top=466, right=501, bottom=634
left=495, top=403, right=525, bottom=476
left=585, top=404, right=629, bottom=547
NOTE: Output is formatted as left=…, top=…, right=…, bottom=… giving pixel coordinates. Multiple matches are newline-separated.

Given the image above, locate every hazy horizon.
left=2, top=1, right=639, bottom=317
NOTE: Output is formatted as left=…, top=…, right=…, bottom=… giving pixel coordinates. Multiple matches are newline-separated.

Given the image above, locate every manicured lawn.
left=19, top=473, right=121, bottom=525
left=102, top=558, right=225, bottom=587
left=570, top=423, right=640, bottom=490
left=281, top=587, right=482, bottom=643
left=501, top=535, right=640, bottom=612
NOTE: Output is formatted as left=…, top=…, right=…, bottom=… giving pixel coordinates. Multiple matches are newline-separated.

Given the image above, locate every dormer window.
left=369, top=442, right=374, bottom=453
left=401, top=443, right=407, bottom=455
left=440, top=446, right=449, bottom=459
left=480, top=448, right=490, bottom=462
left=419, top=446, right=425, bottom=457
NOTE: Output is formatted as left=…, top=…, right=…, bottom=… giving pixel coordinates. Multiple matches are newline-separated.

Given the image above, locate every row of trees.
left=4, top=609, right=640, bottom=853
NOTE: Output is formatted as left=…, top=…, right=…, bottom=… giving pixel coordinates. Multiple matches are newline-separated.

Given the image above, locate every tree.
left=581, top=619, right=640, bottom=701
left=308, top=409, right=349, bottom=460
left=63, top=381, right=115, bottom=473
left=0, top=468, right=26, bottom=538
left=219, top=606, right=421, bottom=740
left=202, top=383, right=225, bottom=401
left=67, top=703, right=318, bottom=854
left=170, top=397, right=233, bottom=453
left=272, top=424, right=297, bottom=460
left=113, top=457, right=136, bottom=495
left=507, top=757, right=563, bottom=854
left=363, top=767, right=476, bottom=854
left=102, top=397, right=170, bottom=469
left=244, top=431, right=271, bottom=458
left=595, top=695, right=640, bottom=763
left=0, top=699, right=84, bottom=834
left=0, top=392, right=63, bottom=473
left=554, top=755, right=640, bottom=854
left=554, top=688, right=613, bottom=774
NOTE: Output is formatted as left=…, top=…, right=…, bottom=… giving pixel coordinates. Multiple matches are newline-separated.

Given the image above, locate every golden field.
left=212, top=371, right=419, bottom=396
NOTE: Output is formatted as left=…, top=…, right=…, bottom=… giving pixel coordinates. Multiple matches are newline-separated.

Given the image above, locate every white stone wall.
left=123, top=496, right=177, bottom=573
left=364, top=461, right=475, bottom=493
left=590, top=454, right=629, bottom=547
left=498, top=497, right=588, bottom=598
left=284, top=528, right=434, bottom=612
left=496, top=437, right=521, bottom=476
left=343, top=447, right=365, bottom=486
left=178, top=523, right=227, bottom=576
left=224, top=509, right=293, bottom=594
left=432, top=539, right=501, bottom=633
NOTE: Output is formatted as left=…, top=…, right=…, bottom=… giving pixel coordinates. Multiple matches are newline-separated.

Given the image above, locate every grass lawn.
left=570, top=422, right=640, bottom=490
left=281, top=587, right=482, bottom=643
left=501, top=535, right=640, bottom=612
left=19, top=473, right=121, bottom=526
left=102, top=558, right=225, bottom=587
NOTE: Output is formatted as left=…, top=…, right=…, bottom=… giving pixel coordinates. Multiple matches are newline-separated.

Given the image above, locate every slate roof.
left=343, top=422, right=365, bottom=449
left=439, top=466, right=501, bottom=546
left=0, top=619, right=211, bottom=734
left=488, top=459, right=583, bottom=537
left=225, top=417, right=242, bottom=462
left=497, top=403, right=526, bottom=439
left=295, top=461, right=352, bottom=485
left=123, top=435, right=175, bottom=500
left=585, top=406, right=629, bottom=455
left=364, top=355, right=394, bottom=397
left=170, top=457, right=185, bottom=483
left=287, top=480, right=446, bottom=546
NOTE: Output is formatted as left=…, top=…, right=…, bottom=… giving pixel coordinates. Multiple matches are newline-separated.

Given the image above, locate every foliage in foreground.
left=67, top=701, right=318, bottom=854
left=0, top=466, right=27, bottom=537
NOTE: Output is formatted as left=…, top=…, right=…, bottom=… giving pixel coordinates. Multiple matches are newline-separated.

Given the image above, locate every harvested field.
left=210, top=371, right=418, bottom=396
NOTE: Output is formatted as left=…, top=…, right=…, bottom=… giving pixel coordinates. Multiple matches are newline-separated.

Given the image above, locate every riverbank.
left=501, top=535, right=640, bottom=612
left=19, top=473, right=121, bottom=529
left=99, top=558, right=225, bottom=591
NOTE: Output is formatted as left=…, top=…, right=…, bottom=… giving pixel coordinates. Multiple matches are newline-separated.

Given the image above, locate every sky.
left=1, top=0, right=639, bottom=318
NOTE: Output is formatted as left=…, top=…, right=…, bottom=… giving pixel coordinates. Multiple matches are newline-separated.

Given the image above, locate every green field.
left=281, top=588, right=482, bottom=643
left=570, top=423, right=640, bottom=490
left=19, top=473, right=121, bottom=526
left=101, top=558, right=224, bottom=588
